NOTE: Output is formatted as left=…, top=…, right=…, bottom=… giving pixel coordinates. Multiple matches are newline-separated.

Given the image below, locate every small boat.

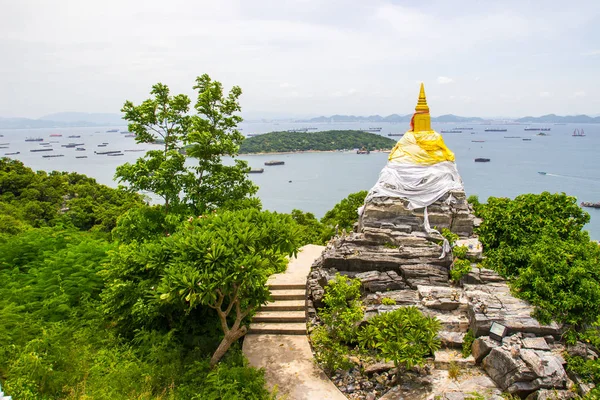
left=537, top=132, right=549, bottom=136
left=76, top=148, right=86, bottom=151
left=25, top=137, right=44, bottom=142
left=30, top=148, right=53, bottom=152
left=68, top=135, right=81, bottom=138
left=366, top=127, right=382, bottom=132
left=107, top=153, right=124, bottom=156
left=265, top=160, right=285, bottom=166
left=97, top=144, right=107, bottom=147
left=474, top=158, right=490, bottom=162
left=573, top=129, right=585, bottom=137
left=441, top=130, right=462, bottom=133
left=581, top=202, right=600, bottom=208
left=95, top=150, right=123, bottom=155
left=248, top=168, right=264, bottom=173
left=388, top=133, right=404, bottom=136
left=356, top=149, right=370, bottom=154
left=455, top=127, right=473, bottom=130
left=5, top=151, right=20, bottom=155
left=42, top=154, right=64, bottom=158
left=504, top=136, right=521, bottom=139
left=522, top=138, right=532, bottom=141
left=50, top=133, right=62, bottom=137
left=0, top=146, right=9, bottom=149
left=484, top=128, right=507, bottom=132
left=76, top=156, right=88, bottom=159
left=120, top=131, right=131, bottom=134
left=247, top=133, right=262, bottom=137
left=471, top=140, right=485, bottom=143
left=538, top=172, right=547, bottom=175
left=106, top=129, right=119, bottom=133
left=124, top=134, right=136, bottom=137
left=123, top=149, right=145, bottom=152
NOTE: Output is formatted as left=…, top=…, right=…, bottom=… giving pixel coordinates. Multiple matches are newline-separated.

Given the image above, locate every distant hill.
left=295, top=114, right=485, bottom=123
left=515, top=114, right=600, bottom=123
left=0, top=113, right=126, bottom=129
left=239, top=130, right=397, bottom=153
left=39, top=112, right=124, bottom=125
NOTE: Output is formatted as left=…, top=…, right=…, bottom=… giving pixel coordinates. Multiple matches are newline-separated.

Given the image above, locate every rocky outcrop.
left=358, top=191, right=475, bottom=238
left=307, top=186, right=571, bottom=399
left=480, top=333, right=568, bottom=397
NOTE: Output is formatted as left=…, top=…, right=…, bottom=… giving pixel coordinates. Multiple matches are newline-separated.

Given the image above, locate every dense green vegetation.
left=311, top=274, right=441, bottom=376
left=473, top=192, right=600, bottom=329
left=0, top=158, right=143, bottom=236
left=239, top=130, right=396, bottom=153
left=473, top=192, right=600, bottom=397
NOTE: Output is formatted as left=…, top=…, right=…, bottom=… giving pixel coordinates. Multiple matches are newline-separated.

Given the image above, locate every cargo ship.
left=484, top=128, right=507, bottom=132
left=474, top=158, right=490, bottom=162
left=264, top=160, right=284, bottom=166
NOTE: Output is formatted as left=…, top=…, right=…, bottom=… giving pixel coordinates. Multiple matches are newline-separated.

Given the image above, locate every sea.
left=1, top=122, right=600, bottom=239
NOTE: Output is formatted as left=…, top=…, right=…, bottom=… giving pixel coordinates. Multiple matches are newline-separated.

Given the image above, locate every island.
left=239, top=130, right=397, bottom=154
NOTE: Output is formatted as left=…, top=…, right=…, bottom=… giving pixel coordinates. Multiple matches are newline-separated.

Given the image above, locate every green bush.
left=462, top=330, right=475, bottom=358
left=358, top=306, right=441, bottom=371
left=441, top=228, right=459, bottom=246
left=319, top=274, right=364, bottom=343
left=452, top=245, right=468, bottom=260
left=310, top=325, right=352, bottom=374
left=381, top=297, right=396, bottom=305
left=476, top=193, right=600, bottom=329
left=450, top=259, right=472, bottom=284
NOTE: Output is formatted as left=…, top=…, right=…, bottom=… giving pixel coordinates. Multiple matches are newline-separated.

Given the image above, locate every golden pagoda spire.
left=411, top=82, right=431, bottom=131
left=415, top=82, right=430, bottom=112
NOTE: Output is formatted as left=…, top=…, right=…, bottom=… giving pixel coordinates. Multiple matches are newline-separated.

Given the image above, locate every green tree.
left=104, top=209, right=300, bottom=367
left=116, top=74, right=258, bottom=216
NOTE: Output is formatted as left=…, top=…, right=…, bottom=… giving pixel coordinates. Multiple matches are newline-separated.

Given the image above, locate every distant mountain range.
left=294, top=114, right=600, bottom=124
left=1, top=112, right=599, bottom=129
left=0, top=112, right=125, bottom=129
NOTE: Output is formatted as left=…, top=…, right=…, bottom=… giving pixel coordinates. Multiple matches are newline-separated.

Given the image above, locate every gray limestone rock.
left=356, top=270, right=406, bottom=292
left=464, top=283, right=561, bottom=337
left=472, top=336, right=501, bottom=363
left=525, top=389, right=578, bottom=400
left=482, top=347, right=537, bottom=392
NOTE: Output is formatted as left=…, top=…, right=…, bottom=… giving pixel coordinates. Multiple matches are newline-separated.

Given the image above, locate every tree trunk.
left=209, top=326, right=247, bottom=367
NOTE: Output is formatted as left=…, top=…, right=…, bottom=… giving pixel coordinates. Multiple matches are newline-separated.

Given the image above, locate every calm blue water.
left=1, top=123, right=600, bottom=239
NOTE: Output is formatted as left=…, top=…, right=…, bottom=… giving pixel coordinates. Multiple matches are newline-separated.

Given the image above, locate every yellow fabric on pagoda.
left=388, top=129, right=455, bottom=165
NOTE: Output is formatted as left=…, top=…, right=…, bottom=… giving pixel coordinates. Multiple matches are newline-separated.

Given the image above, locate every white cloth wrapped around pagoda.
left=363, top=83, right=464, bottom=211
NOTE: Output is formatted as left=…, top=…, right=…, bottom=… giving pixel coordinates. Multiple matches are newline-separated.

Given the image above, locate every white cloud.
left=539, top=91, right=551, bottom=97
left=279, top=82, right=295, bottom=89
left=581, top=50, right=600, bottom=56
left=437, top=76, right=455, bottom=84
left=573, top=91, right=586, bottom=97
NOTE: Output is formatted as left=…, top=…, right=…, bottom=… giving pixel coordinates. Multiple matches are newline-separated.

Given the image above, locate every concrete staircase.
left=249, top=283, right=307, bottom=335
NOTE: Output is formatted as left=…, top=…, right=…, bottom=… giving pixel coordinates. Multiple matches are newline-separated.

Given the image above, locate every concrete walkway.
left=243, top=244, right=346, bottom=400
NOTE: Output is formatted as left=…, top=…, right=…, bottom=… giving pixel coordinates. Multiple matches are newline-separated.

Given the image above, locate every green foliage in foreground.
left=0, top=220, right=280, bottom=399
left=357, top=307, right=441, bottom=371
left=104, top=209, right=300, bottom=366
left=239, top=130, right=397, bottom=153
left=475, top=192, right=600, bottom=329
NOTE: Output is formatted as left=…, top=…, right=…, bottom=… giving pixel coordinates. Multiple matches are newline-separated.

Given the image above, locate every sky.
left=0, top=0, right=599, bottom=119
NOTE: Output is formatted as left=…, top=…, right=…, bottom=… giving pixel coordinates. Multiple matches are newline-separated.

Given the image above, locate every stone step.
left=253, top=310, right=306, bottom=323
left=249, top=322, right=307, bottom=335
left=433, top=349, right=476, bottom=370
left=261, top=299, right=305, bottom=311
left=438, top=331, right=466, bottom=349
left=268, top=283, right=306, bottom=290
left=270, top=289, right=306, bottom=300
